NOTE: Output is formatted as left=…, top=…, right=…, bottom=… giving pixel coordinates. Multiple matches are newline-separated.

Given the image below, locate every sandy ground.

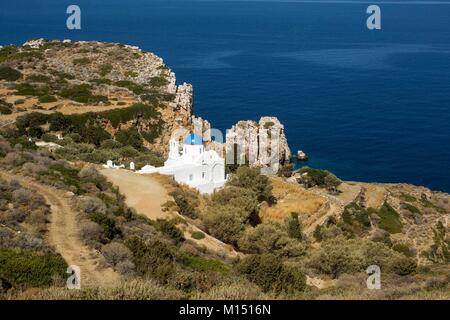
left=101, top=168, right=241, bottom=259
left=0, top=171, right=121, bottom=288
left=101, top=169, right=172, bottom=220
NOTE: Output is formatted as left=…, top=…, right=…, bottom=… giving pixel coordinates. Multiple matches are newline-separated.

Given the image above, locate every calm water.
left=1, top=0, right=450, bottom=191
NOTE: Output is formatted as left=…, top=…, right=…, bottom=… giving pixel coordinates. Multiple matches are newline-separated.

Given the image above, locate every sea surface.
left=1, top=0, right=450, bottom=191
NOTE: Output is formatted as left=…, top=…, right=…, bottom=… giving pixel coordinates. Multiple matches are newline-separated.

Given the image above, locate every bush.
left=203, top=204, right=246, bottom=245
left=119, top=145, right=140, bottom=158
left=73, top=57, right=90, bottom=65
left=308, top=237, right=365, bottom=278
left=390, top=256, right=417, bottom=275
left=0, top=248, right=67, bottom=288
left=286, top=212, right=303, bottom=240
left=38, top=95, right=57, bottom=103
left=238, top=222, right=290, bottom=254
left=78, top=166, right=99, bottom=180
left=60, top=84, right=107, bottom=104
left=377, top=202, right=403, bottom=234
left=180, top=253, right=228, bottom=274
left=80, top=221, right=103, bottom=243
left=41, top=133, right=58, bottom=143
left=297, top=167, right=342, bottom=190
left=155, top=219, right=185, bottom=243
left=125, top=237, right=176, bottom=284
left=149, top=76, right=169, bottom=87
left=0, top=104, right=12, bottom=115
left=210, top=186, right=259, bottom=222
left=90, top=213, right=122, bottom=240
left=0, top=99, right=13, bottom=115
left=101, top=242, right=133, bottom=267
left=200, top=278, right=265, bottom=300
left=115, top=128, right=143, bottom=151
left=100, top=139, right=123, bottom=149
left=191, top=231, right=205, bottom=240
left=169, top=188, right=199, bottom=219
left=12, top=188, right=34, bottom=205
left=0, top=65, right=22, bottom=81
left=227, top=166, right=273, bottom=203
left=236, top=254, right=306, bottom=293
left=78, top=196, right=107, bottom=214
left=79, top=149, right=119, bottom=164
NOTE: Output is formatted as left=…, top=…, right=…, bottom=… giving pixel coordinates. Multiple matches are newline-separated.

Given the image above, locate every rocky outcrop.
left=1, top=39, right=292, bottom=171
left=205, top=116, right=291, bottom=173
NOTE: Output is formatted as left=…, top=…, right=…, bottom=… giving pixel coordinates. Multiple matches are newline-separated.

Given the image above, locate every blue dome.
left=184, top=133, right=203, bottom=145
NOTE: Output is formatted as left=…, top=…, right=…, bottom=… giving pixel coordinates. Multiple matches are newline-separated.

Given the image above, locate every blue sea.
left=1, top=0, right=450, bottom=191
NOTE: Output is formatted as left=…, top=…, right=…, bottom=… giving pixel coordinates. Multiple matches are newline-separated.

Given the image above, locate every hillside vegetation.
left=0, top=40, right=448, bottom=300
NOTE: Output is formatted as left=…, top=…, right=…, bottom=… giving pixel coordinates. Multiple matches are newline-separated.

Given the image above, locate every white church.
left=138, top=133, right=227, bottom=194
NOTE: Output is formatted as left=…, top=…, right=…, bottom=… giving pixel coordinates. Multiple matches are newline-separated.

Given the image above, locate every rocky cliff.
left=0, top=39, right=291, bottom=169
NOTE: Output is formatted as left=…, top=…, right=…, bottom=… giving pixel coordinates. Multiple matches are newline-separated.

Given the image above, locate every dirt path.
left=0, top=172, right=120, bottom=288
left=101, top=169, right=241, bottom=259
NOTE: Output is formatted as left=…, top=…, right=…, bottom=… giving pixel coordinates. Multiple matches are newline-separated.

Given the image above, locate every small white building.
left=138, top=133, right=226, bottom=194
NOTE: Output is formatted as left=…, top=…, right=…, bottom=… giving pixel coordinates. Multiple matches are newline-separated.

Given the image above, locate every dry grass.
left=260, top=178, right=325, bottom=223
left=8, top=279, right=184, bottom=300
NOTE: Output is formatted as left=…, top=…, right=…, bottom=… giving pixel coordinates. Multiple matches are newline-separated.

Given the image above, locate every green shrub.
left=0, top=45, right=19, bottom=63
left=377, top=202, right=403, bottom=234
left=204, top=204, right=246, bottom=245
left=14, top=99, right=25, bottom=105
left=399, top=193, right=416, bottom=202
left=60, top=84, right=107, bottom=104
left=155, top=219, right=185, bottom=243
left=340, top=202, right=372, bottom=237
left=191, top=231, right=205, bottom=240
left=0, top=65, right=22, bottom=81
left=180, top=253, right=228, bottom=274
left=103, top=103, right=161, bottom=128
left=210, top=186, right=259, bottom=222
left=119, top=145, right=140, bottom=158
left=170, top=188, right=199, bottom=219
left=100, top=139, right=123, bottom=149
left=90, top=213, right=122, bottom=240
left=73, top=57, right=91, bottom=65
left=0, top=248, right=67, bottom=288
left=390, top=256, right=417, bottom=275
left=392, top=243, right=415, bottom=258
left=0, top=103, right=12, bottom=115
left=401, top=202, right=421, bottom=215
left=125, top=237, right=175, bottom=284
left=98, top=64, right=113, bottom=76
left=308, top=237, right=365, bottom=278
left=227, top=166, right=273, bottom=203
left=149, top=76, right=169, bottom=87
left=115, top=80, right=147, bottom=95
left=41, top=133, right=58, bottom=143
left=286, top=212, right=303, bottom=240
left=27, top=74, right=51, bottom=83
left=15, top=83, right=51, bottom=96
left=297, top=166, right=341, bottom=190
left=236, top=254, right=306, bottom=293
left=38, top=95, right=57, bottom=103
left=116, top=128, right=143, bottom=150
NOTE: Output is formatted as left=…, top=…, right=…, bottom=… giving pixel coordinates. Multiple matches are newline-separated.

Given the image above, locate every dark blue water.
left=1, top=0, right=450, bottom=191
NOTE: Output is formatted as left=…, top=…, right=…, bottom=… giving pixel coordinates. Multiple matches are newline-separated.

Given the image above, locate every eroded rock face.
left=205, top=116, right=291, bottom=172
